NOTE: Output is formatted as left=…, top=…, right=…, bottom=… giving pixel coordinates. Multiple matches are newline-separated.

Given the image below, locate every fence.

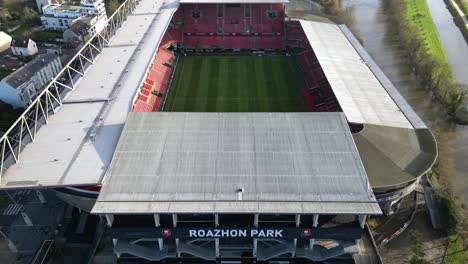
left=0, top=0, right=139, bottom=178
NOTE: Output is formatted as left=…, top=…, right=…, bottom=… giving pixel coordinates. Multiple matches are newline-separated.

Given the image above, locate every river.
left=340, top=0, right=468, bottom=208
left=426, top=0, right=468, bottom=86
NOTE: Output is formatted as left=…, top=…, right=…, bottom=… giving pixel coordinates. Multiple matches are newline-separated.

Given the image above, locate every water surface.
left=341, top=0, right=468, bottom=207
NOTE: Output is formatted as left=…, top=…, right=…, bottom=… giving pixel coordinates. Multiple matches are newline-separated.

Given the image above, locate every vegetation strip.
left=389, top=0, right=468, bottom=123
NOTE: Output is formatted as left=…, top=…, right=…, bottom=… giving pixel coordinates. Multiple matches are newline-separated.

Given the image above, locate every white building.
left=36, top=0, right=51, bottom=13
left=11, top=38, right=38, bottom=57
left=40, top=0, right=107, bottom=32
left=41, top=4, right=82, bottom=31
left=0, top=31, right=12, bottom=53
left=0, top=53, right=62, bottom=108
left=80, top=0, right=106, bottom=19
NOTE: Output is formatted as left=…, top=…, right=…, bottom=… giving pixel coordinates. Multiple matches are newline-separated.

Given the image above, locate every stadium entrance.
left=108, top=214, right=366, bottom=262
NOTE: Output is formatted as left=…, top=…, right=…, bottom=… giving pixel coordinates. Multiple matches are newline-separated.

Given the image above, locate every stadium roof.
left=299, top=20, right=412, bottom=129
left=297, top=20, right=437, bottom=189
left=0, top=0, right=180, bottom=188
left=92, top=112, right=381, bottom=215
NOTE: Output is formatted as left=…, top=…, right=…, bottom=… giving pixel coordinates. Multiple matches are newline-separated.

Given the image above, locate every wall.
left=0, top=81, right=27, bottom=109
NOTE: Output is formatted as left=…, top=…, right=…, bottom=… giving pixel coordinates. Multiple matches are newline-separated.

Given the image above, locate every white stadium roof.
left=0, top=0, right=180, bottom=188
left=299, top=20, right=412, bottom=129
left=92, top=112, right=381, bottom=215
left=0, top=1, right=436, bottom=199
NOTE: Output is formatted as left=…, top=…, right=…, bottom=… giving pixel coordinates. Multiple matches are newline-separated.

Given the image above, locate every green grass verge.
left=403, top=0, right=449, bottom=63
left=10, top=24, right=34, bottom=38
left=164, top=56, right=306, bottom=112
left=446, top=235, right=468, bottom=264
left=391, top=0, right=468, bottom=122
left=32, top=30, right=63, bottom=42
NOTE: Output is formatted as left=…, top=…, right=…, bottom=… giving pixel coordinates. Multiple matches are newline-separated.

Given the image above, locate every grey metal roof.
left=92, top=112, right=381, bottom=215
left=338, top=25, right=427, bottom=129
left=299, top=20, right=412, bottom=129
left=3, top=53, right=59, bottom=88
left=0, top=0, right=180, bottom=188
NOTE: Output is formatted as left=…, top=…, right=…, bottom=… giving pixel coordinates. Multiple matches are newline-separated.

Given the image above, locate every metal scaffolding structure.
left=0, top=0, right=139, bottom=178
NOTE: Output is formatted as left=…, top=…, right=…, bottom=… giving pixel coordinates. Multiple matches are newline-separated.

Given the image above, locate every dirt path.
left=380, top=212, right=448, bottom=263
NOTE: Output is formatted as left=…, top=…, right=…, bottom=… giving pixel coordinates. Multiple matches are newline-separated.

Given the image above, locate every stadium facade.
left=0, top=0, right=437, bottom=262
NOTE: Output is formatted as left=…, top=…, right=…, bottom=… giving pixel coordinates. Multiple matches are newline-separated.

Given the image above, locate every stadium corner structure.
left=0, top=0, right=437, bottom=262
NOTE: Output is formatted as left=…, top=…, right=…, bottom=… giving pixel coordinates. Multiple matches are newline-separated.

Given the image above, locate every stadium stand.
left=133, top=5, right=338, bottom=113
left=180, top=4, right=284, bottom=48
left=287, top=20, right=340, bottom=112
left=133, top=29, right=178, bottom=112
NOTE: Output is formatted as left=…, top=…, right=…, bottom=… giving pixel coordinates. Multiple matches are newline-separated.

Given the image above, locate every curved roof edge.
left=297, top=19, right=437, bottom=189
left=338, top=25, right=438, bottom=189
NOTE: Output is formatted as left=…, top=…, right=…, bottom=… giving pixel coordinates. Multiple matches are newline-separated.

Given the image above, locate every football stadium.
left=0, top=0, right=437, bottom=262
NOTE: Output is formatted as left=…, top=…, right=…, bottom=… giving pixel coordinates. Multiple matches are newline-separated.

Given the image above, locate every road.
left=0, top=190, right=67, bottom=264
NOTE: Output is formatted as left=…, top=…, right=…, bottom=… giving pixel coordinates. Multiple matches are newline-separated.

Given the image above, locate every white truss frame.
left=0, top=0, right=139, bottom=178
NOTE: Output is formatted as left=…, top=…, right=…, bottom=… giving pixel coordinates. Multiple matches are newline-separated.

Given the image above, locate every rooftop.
left=0, top=0, right=180, bottom=188
left=68, top=18, right=92, bottom=36
left=11, top=38, right=30, bottom=48
left=298, top=19, right=437, bottom=189
left=2, top=53, right=59, bottom=88
left=51, top=4, right=81, bottom=12
left=0, top=2, right=436, bottom=194
left=299, top=20, right=411, bottom=129
left=92, top=112, right=381, bottom=215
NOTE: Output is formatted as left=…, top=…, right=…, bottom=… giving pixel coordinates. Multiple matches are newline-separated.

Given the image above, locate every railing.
left=0, top=0, right=139, bottom=178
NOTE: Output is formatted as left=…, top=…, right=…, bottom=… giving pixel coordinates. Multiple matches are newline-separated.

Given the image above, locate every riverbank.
left=335, top=0, right=468, bottom=261
left=444, top=0, right=468, bottom=43
left=389, top=0, right=468, bottom=123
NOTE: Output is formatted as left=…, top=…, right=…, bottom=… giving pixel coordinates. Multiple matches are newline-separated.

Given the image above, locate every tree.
left=0, top=8, right=13, bottom=23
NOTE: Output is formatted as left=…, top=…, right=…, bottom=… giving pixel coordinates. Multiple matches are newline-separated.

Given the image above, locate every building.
left=63, top=15, right=107, bottom=44
left=40, top=4, right=82, bottom=31
left=80, top=0, right=106, bottom=19
left=0, top=31, right=12, bottom=53
left=0, top=0, right=438, bottom=262
left=10, top=38, right=38, bottom=57
left=40, top=1, right=107, bottom=32
left=63, top=18, right=92, bottom=44
left=36, top=0, right=51, bottom=13
left=0, top=53, right=62, bottom=108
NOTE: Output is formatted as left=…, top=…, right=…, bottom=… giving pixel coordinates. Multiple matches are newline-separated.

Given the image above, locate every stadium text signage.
left=188, top=229, right=286, bottom=238
left=110, top=227, right=363, bottom=240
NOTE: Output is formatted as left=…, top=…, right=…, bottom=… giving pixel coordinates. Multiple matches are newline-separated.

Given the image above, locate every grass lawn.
left=446, top=235, right=468, bottom=264
left=403, top=0, right=450, bottom=63
left=10, top=24, right=34, bottom=38
left=164, top=56, right=306, bottom=112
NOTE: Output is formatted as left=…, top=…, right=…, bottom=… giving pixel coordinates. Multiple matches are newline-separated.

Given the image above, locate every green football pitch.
left=163, top=56, right=306, bottom=112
